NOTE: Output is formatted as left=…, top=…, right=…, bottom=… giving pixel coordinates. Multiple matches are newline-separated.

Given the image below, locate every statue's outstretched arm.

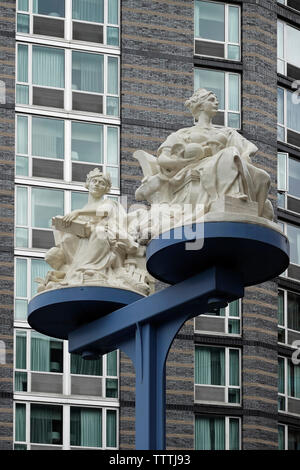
left=133, top=150, right=160, bottom=178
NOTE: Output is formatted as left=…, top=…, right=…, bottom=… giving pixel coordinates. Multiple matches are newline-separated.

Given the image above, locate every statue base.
left=28, top=286, right=144, bottom=340
left=146, top=221, right=289, bottom=286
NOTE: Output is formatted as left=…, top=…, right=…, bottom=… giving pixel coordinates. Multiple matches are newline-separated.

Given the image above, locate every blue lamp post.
left=28, top=221, right=289, bottom=450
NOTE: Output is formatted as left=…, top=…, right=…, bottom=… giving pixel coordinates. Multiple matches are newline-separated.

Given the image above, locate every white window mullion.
left=225, top=348, right=229, bottom=403
left=65, top=49, right=72, bottom=112
left=65, top=0, right=72, bottom=42
left=28, top=115, right=32, bottom=178
left=26, top=401, right=30, bottom=447
left=63, top=405, right=70, bottom=449
left=65, top=119, right=71, bottom=183
left=225, top=417, right=229, bottom=450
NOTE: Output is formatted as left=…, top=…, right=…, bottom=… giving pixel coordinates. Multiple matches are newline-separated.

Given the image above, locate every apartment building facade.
left=0, top=0, right=299, bottom=450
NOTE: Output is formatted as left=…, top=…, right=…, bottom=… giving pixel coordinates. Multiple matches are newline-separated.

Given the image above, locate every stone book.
left=52, top=215, right=91, bottom=238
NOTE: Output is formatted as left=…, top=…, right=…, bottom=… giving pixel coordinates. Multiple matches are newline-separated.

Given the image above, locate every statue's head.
left=85, top=168, right=112, bottom=196
left=185, top=88, right=219, bottom=120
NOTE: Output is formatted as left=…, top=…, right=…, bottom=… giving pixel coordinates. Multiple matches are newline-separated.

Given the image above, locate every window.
left=16, top=0, right=120, bottom=46
left=278, top=0, right=300, bottom=12
left=279, top=424, right=300, bottom=450
left=286, top=223, right=300, bottom=266
left=16, top=114, right=120, bottom=187
left=278, top=21, right=300, bottom=78
left=14, top=328, right=119, bottom=399
left=278, top=87, right=300, bottom=149
left=194, top=346, right=240, bottom=404
left=195, top=299, right=241, bottom=335
left=15, top=257, right=50, bottom=320
left=16, top=44, right=119, bottom=116
left=277, top=152, right=300, bottom=211
left=278, top=289, right=300, bottom=345
left=194, top=69, right=240, bottom=128
left=195, top=416, right=240, bottom=450
left=279, top=356, right=300, bottom=414
left=194, top=1, right=240, bottom=61
left=15, top=185, right=64, bottom=250
left=14, top=402, right=118, bottom=449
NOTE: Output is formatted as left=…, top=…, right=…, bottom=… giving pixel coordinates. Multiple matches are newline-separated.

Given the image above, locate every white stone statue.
left=36, top=168, right=155, bottom=297
left=133, top=88, right=279, bottom=240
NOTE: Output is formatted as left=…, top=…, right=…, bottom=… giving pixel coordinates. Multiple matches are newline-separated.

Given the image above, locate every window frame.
left=14, top=400, right=119, bottom=449
left=278, top=288, right=300, bottom=346
left=16, top=42, right=120, bottom=118
left=194, top=68, right=241, bottom=129
left=194, top=0, right=241, bottom=61
left=278, top=86, right=300, bottom=148
left=14, top=327, right=119, bottom=400
left=277, top=20, right=300, bottom=76
left=15, top=113, right=120, bottom=189
left=278, top=355, right=300, bottom=415
left=16, top=0, right=120, bottom=48
left=194, top=415, right=241, bottom=450
left=194, top=345, right=241, bottom=405
left=194, top=299, right=242, bottom=336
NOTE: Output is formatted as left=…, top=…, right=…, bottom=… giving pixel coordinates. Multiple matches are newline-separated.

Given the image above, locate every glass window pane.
left=287, top=89, right=300, bottom=133
left=71, top=191, right=89, bottom=212
left=228, top=75, right=239, bottom=111
left=71, top=354, right=102, bottom=376
left=15, top=299, right=28, bottom=321
left=278, top=153, right=288, bottom=192
left=16, top=186, right=28, bottom=226
left=195, top=416, right=225, bottom=450
left=287, top=291, right=300, bottom=332
left=278, top=59, right=285, bottom=75
left=106, top=410, right=117, bottom=447
left=15, top=372, right=28, bottom=392
left=31, top=259, right=50, bottom=298
left=228, top=6, right=239, bottom=43
left=288, top=361, right=300, bottom=398
left=229, top=300, right=239, bottom=317
left=107, top=57, right=118, bottom=95
left=31, top=331, right=62, bottom=372
left=228, top=113, right=240, bottom=129
left=194, top=69, right=225, bottom=109
left=16, top=331, right=27, bottom=369
left=195, top=0, right=225, bottom=42
left=286, top=25, right=300, bottom=69
left=289, top=157, right=300, bottom=199
left=107, top=127, right=118, bottom=165
left=16, top=85, right=29, bottom=105
left=16, top=258, right=27, bottom=298
left=279, top=357, right=285, bottom=394
left=228, top=319, right=240, bottom=334
left=107, top=26, right=119, bottom=46
left=72, top=52, right=103, bottom=93
left=15, top=228, right=28, bottom=249
left=287, top=223, right=300, bottom=265
left=278, top=88, right=284, bottom=125
left=32, top=46, right=65, bottom=88
left=195, top=346, right=225, bottom=385
left=278, top=290, right=284, bottom=326
left=17, top=44, right=28, bottom=83
left=72, top=122, right=103, bottom=163
left=229, top=350, right=239, bottom=386
left=32, top=117, right=64, bottom=159
left=31, top=187, right=64, bottom=229
left=17, top=116, right=28, bottom=155
left=17, top=14, right=30, bottom=33
left=106, top=378, right=118, bottom=398
left=229, top=419, right=240, bottom=450
left=106, top=96, right=119, bottom=117
left=278, top=191, right=285, bottom=209
left=106, top=166, right=119, bottom=188
left=18, top=0, right=29, bottom=11
left=278, top=21, right=284, bottom=59
left=72, top=0, right=104, bottom=23
left=70, top=407, right=102, bottom=448
left=106, top=350, right=117, bottom=376
left=278, top=424, right=285, bottom=450
left=108, top=0, right=118, bottom=24
left=33, top=0, right=65, bottom=18
left=227, top=45, right=240, bottom=61
left=288, top=427, right=300, bottom=450
left=15, top=403, right=26, bottom=442
left=30, top=404, right=62, bottom=444
left=16, top=156, right=29, bottom=177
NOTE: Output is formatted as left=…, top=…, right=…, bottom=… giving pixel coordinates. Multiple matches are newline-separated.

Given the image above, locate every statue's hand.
left=61, top=210, right=80, bottom=227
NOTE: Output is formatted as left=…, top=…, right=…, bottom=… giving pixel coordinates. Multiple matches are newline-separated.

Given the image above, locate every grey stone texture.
left=0, top=0, right=14, bottom=451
